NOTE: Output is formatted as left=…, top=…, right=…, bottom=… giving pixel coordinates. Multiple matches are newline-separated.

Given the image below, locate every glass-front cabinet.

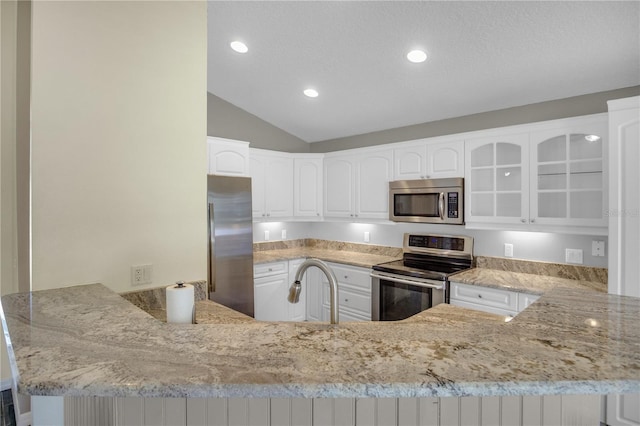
left=530, top=121, right=607, bottom=228
left=465, top=134, right=529, bottom=224
left=465, top=115, right=607, bottom=232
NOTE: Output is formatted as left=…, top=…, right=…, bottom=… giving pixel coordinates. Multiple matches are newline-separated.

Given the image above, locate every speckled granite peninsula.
left=1, top=279, right=639, bottom=399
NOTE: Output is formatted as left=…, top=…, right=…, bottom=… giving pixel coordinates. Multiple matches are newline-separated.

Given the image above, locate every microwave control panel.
left=447, top=192, right=459, bottom=218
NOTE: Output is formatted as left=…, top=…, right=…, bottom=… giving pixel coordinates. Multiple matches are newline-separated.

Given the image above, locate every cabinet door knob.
left=344, top=298, right=349, bottom=302
left=267, top=213, right=270, bottom=217
left=530, top=218, right=535, bottom=223
left=521, top=218, right=526, bottom=223
left=478, top=294, right=482, bottom=298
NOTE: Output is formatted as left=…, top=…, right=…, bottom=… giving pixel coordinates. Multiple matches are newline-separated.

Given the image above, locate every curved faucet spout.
left=287, top=258, right=339, bottom=324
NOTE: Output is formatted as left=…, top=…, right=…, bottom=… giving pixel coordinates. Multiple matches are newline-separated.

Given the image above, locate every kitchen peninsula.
left=2, top=272, right=639, bottom=405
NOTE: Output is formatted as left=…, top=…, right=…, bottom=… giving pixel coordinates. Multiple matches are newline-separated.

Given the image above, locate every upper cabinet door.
left=530, top=120, right=607, bottom=228
left=207, top=137, right=250, bottom=177
left=324, top=157, right=356, bottom=218
left=293, top=156, right=323, bottom=218
left=393, top=139, right=464, bottom=180
left=426, top=140, right=464, bottom=178
left=393, top=145, right=427, bottom=180
left=356, top=150, right=393, bottom=219
left=250, top=150, right=293, bottom=220
left=465, top=134, right=530, bottom=225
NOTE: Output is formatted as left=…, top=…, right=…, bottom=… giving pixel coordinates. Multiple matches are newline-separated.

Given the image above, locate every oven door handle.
left=370, top=272, right=445, bottom=290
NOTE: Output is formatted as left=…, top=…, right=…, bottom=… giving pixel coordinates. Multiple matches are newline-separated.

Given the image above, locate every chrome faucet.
left=288, top=258, right=339, bottom=324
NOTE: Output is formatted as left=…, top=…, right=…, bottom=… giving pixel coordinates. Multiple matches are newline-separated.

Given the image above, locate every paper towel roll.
left=166, top=282, right=194, bottom=324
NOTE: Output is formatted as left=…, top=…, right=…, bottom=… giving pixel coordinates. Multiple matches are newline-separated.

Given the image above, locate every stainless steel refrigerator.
left=207, top=175, right=254, bottom=317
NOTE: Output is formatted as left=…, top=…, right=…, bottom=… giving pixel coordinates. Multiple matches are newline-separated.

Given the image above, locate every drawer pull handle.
left=344, top=298, right=349, bottom=302
left=478, top=294, right=482, bottom=298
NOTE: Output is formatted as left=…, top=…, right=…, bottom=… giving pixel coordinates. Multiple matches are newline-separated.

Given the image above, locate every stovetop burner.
left=372, top=233, right=473, bottom=280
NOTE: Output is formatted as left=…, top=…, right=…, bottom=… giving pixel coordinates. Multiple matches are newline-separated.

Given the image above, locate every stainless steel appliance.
left=389, top=177, right=464, bottom=224
left=207, top=175, right=254, bottom=317
left=371, top=233, right=473, bottom=321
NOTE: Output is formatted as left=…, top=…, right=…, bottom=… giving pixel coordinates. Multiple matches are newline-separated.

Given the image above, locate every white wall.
left=29, top=1, right=207, bottom=292
left=254, top=221, right=608, bottom=268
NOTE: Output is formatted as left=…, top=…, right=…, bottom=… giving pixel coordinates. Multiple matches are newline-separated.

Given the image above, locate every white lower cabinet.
left=310, top=262, right=372, bottom=322
left=449, top=282, right=540, bottom=317
left=62, top=395, right=603, bottom=425
left=254, top=260, right=306, bottom=322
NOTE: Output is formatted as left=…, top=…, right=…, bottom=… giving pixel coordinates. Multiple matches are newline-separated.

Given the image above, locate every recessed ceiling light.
left=585, top=135, right=601, bottom=142
left=230, top=41, right=248, bottom=54
left=407, top=49, right=427, bottom=63
left=303, top=88, right=319, bottom=98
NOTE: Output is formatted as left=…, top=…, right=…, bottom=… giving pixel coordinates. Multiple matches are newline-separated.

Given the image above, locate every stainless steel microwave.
left=389, top=178, right=464, bottom=224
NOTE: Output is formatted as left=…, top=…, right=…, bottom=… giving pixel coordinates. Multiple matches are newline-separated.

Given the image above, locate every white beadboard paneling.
left=206, top=398, right=229, bottom=426
left=522, top=395, right=542, bottom=426
left=501, top=395, right=522, bottom=425
left=542, top=395, right=562, bottom=426
left=186, top=398, right=207, bottom=426
left=418, top=397, right=439, bottom=426
left=481, top=396, right=501, bottom=425
left=439, top=397, right=459, bottom=426
left=460, top=396, right=481, bottom=426
left=290, top=399, right=313, bottom=426
left=356, top=398, right=376, bottom=425
left=115, top=397, right=144, bottom=425
left=398, top=398, right=419, bottom=426
left=247, top=398, right=269, bottom=426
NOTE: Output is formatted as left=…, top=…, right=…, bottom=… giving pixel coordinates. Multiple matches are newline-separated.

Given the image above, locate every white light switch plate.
left=565, top=248, right=583, bottom=264
left=364, top=231, right=370, bottom=243
left=264, top=230, right=269, bottom=241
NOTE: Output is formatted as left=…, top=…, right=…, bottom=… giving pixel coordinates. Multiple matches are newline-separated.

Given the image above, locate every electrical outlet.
left=281, top=229, right=287, bottom=240
left=364, top=231, right=370, bottom=243
left=131, top=264, right=152, bottom=285
left=592, top=240, right=605, bottom=257
left=565, top=249, right=583, bottom=264
left=264, top=230, right=270, bottom=241
left=504, top=243, right=514, bottom=258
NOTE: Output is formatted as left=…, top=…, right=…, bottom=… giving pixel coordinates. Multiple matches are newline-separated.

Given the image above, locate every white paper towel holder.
left=168, top=280, right=196, bottom=324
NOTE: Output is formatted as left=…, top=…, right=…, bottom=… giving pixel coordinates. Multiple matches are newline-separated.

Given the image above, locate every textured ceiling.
left=207, top=1, right=640, bottom=143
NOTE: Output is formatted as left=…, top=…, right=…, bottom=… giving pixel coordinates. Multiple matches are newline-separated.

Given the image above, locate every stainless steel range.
left=371, top=233, right=473, bottom=321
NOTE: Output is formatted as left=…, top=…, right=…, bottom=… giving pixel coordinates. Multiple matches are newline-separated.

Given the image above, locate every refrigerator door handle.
left=208, top=201, right=215, bottom=293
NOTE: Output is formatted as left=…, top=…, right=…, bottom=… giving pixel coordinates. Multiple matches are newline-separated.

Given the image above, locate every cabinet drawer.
left=326, top=263, right=371, bottom=291
left=323, top=285, right=371, bottom=316
left=450, top=282, right=518, bottom=312
left=450, top=299, right=516, bottom=317
left=254, top=261, right=288, bottom=278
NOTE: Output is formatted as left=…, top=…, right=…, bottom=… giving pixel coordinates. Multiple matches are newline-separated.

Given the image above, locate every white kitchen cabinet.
left=607, top=96, right=640, bottom=426
left=254, top=261, right=289, bottom=321
left=207, top=137, right=250, bottom=177
left=292, top=154, right=323, bottom=219
left=254, top=259, right=307, bottom=322
left=324, top=148, right=393, bottom=220
left=318, top=262, right=372, bottom=321
left=449, top=282, right=540, bottom=317
left=394, top=139, right=464, bottom=180
left=465, top=115, right=608, bottom=233
left=250, top=149, right=294, bottom=220
left=287, top=258, right=306, bottom=321
left=465, top=133, right=530, bottom=225
left=530, top=119, right=608, bottom=229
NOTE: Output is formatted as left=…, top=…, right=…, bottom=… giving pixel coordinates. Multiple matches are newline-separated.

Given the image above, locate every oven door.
left=370, top=271, right=446, bottom=321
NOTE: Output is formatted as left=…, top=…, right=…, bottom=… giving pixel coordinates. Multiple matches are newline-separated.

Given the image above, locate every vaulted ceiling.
left=207, top=1, right=640, bottom=142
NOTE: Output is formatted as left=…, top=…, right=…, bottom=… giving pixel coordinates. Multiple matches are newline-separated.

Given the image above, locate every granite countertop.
left=253, top=247, right=400, bottom=269
left=2, top=283, right=639, bottom=399
left=450, top=268, right=607, bottom=295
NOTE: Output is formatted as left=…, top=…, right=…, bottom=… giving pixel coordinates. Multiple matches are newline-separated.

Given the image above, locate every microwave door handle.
left=438, top=192, right=445, bottom=221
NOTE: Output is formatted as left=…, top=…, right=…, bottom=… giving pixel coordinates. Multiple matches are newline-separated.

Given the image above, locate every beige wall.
left=30, top=1, right=207, bottom=292
left=310, top=86, right=640, bottom=152
left=208, top=92, right=309, bottom=153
